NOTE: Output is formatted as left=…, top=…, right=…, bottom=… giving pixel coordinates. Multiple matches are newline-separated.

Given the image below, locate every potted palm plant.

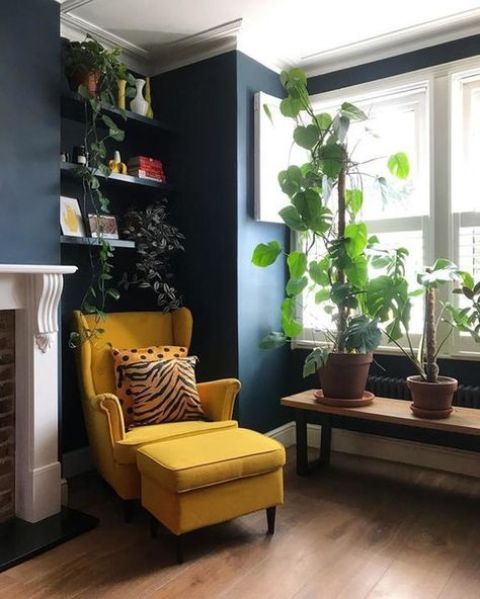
left=252, top=68, right=411, bottom=404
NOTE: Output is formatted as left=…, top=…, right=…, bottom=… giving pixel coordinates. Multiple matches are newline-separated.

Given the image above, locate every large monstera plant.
left=252, top=68, right=413, bottom=400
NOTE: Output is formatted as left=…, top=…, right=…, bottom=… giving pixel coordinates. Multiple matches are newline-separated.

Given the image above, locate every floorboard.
left=1, top=449, right=480, bottom=599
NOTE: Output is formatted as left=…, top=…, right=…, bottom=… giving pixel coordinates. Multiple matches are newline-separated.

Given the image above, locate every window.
left=289, top=56, right=480, bottom=357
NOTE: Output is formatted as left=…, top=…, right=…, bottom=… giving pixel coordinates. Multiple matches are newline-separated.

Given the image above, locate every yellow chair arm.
left=197, top=378, right=241, bottom=421
left=92, top=393, right=126, bottom=445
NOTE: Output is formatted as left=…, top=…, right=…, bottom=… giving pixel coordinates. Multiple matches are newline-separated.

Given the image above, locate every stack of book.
left=127, top=156, right=166, bottom=182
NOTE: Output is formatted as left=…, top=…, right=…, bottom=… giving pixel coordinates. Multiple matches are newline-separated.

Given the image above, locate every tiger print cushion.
left=112, top=345, right=188, bottom=429
left=117, top=357, right=205, bottom=427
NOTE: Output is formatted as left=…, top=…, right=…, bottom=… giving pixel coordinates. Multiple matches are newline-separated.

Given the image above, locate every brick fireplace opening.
left=0, top=311, right=14, bottom=524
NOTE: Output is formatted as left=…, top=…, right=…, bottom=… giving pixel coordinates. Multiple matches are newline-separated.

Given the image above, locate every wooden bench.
left=281, top=390, right=480, bottom=475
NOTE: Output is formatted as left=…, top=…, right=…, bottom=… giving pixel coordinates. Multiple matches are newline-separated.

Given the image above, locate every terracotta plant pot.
left=407, top=375, right=458, bottom=419
left=68, top=69, right=101, bottom=96
left=319, top=353, right=373, bottom=400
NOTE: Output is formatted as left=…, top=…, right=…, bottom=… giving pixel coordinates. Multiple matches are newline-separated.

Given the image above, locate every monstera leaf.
left=344, top=316, right=381, bottom=354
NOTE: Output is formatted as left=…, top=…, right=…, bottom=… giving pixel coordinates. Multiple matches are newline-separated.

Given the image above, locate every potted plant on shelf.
left=63, top=35, right=131, bottom=97
left=252, top=68, right=412, bottom=404
left=121, top=201, right=185, bottom=311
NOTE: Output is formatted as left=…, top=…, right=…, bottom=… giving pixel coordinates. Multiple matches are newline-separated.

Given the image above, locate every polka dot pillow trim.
left=111, top=345, right=188, bottom=429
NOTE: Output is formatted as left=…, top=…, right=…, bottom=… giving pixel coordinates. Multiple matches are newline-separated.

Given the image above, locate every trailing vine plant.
left=66, top=37, right=135, bottom=347
left=121, top=201, right=185, bottom=311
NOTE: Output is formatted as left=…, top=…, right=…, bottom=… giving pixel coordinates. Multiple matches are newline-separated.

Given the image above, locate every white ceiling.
left=58, top=0, right=480, bottom=75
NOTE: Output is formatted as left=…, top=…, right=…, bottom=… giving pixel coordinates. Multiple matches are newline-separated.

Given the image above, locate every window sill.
left=291, top=339, right=480, bottom=361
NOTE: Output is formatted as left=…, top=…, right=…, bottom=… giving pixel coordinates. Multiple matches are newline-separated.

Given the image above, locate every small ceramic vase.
left=117, top=79, right=127, bottom=110
left=130, top=78, right=148, bottom=117
left=145, top=77, right=154, bottom=119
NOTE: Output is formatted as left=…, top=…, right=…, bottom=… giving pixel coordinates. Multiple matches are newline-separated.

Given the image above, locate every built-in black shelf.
left=61, top=90, right=174, bottom=134
left=61, top=235, right=136, bottom=249
left=60, top=162, right=173, bottom=192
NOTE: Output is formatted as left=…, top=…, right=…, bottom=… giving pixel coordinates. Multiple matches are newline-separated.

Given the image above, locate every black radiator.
left=366, top=376, right=480, bottom=409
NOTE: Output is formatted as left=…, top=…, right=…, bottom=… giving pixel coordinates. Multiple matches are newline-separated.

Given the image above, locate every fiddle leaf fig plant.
left=251, top=67, right=412, bottom=376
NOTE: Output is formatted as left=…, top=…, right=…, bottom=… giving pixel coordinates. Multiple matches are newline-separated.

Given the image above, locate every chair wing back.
left=73, top=308, right=193, bottom=397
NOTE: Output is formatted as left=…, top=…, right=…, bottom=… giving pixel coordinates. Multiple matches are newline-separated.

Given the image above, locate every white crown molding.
left=150, top=19, right=243, bottom=75
left=303, top=8, right=480, bottom=78
left=60, top=12, right=150, bottom=74
left=58, top=0, right=95, bottom=12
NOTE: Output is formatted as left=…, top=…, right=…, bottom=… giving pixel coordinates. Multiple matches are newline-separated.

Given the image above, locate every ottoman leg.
left=174, top=534, right=184, bottom=565
left=150, top=515, right=159, bottom=539
left=266, top=506, right=276, bottom=535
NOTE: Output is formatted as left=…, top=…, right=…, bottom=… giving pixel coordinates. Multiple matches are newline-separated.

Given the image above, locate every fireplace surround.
left=0, top=264, right=97, bottom=571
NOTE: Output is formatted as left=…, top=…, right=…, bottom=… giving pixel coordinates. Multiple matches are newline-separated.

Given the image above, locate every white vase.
left=130, top=78, right=148, bottom=116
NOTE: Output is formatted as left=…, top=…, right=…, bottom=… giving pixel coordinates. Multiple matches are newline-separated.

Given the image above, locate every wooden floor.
left=2, top=449, right=480, bottom=599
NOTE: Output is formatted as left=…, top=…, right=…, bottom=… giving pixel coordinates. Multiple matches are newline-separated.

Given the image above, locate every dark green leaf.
left=344, top=316, right=381, bottom=353
left=293, top=125, right=319, bottom=149
left=318, top=143, right=345, bottom=178
left=303, top=348, right=330, bottom=377
left=279, top=205, right=307, bottom=231
left=286, top=276, right=308, bottom=296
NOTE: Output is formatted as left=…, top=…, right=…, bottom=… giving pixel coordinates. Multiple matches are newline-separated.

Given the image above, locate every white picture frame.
left=60, top=196, right=85, bottom=237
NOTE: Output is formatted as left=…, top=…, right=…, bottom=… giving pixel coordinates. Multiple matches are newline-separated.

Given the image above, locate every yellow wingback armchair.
left=73, top=308, right=241, bottom=507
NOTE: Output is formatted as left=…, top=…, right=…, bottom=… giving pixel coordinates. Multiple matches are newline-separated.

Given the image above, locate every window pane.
left=452, top=78, right=480, bottom=214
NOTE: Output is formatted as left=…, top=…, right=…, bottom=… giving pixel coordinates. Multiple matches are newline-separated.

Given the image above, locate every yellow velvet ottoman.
left=136, top=427, right=286, bottom=562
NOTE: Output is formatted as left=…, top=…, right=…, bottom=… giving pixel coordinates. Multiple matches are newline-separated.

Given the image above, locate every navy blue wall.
left=291, top=36, right=480, bottom=390
left=236, top=52, right=291, bottom=431
left=0, top=0, right=60, bottom=265
left=152, top=53, right=239, bottom=383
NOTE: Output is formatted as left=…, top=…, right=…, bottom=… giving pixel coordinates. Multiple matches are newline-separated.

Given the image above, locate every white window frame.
left=292, top=55, right=480, bottom=360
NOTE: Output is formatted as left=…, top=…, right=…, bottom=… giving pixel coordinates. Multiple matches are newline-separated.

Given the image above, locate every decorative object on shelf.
left=121, top=201, right=184, bottom=311
left=127, top=156, right=166, bottom=182
left=130, top=78, right=149, bottom=117
left=60, top=196, right=85, bottom=237
left=60, top=152, right=69, bottom=163
left=108, top=150, right=127, bottom=174
left=251, top=68, right=411, bottom=402
left=72, top=145, right=87, bottom=165
left=88, top=214, right=119, bottom=240
left=117, top=79, right=127, bottom=110
left=145, top=77, right=154, bottom=119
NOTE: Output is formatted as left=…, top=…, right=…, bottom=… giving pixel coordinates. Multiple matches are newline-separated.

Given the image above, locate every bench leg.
left=295, top=409, right=309, bottom=476
left=320, top=417, right=332, bottom=465
left=266, top=506, right=276, bottom=535
left=150, top=515, right=159, bottom=539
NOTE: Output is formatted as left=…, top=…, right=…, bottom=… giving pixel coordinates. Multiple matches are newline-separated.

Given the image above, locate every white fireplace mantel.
left=0, top=264, right=77, bottom=523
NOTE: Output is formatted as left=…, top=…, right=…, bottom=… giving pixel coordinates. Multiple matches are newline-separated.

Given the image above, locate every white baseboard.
left=267, top=421, right=480, bottom=478
left=62, top=446, right=94, bottom=479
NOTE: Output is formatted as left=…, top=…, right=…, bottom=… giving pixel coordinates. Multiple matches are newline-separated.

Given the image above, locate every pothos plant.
left=120, top=201, right=185, bottom=311
left=252, top=68, right=413, bottom=377
left=67, top=38, right=135, bottom=348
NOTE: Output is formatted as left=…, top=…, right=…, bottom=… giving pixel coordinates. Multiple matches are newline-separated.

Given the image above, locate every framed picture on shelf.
left=60, top=196, right=85, bottom=237
left=88, top=214, right=119, bottom=240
